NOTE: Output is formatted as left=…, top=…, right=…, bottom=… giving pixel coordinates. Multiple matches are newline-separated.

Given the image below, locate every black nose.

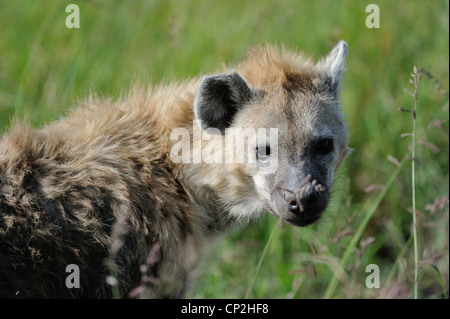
left=288, top=190, right=320, bottom=214
left=288, top=200, right=300, bottom=213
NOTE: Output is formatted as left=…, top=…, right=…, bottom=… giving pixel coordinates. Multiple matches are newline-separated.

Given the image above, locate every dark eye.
left=316, top=138, right=334, bottom=155
left=256, top=145, right=271, bottom=159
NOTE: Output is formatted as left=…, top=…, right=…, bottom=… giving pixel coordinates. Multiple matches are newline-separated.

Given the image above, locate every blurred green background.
left=0, top=0, right=448, bottom=298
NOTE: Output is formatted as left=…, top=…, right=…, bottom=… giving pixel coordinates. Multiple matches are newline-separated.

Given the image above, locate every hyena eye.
left=316, top=138, right=334, bottom=155
left=256, top=145, right=271, bottom=159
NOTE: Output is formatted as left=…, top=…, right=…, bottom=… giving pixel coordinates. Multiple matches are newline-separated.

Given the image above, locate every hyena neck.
left=178, top=160, right=266, bottom=235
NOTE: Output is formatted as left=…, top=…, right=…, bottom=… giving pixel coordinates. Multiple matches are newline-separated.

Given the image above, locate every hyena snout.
left=288, top=186, right=320, bottom=214
left=276, top=176, right=330, bottom=227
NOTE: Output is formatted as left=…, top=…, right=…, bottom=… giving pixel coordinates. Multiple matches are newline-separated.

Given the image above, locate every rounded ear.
left=316, top=40, right=348, bottom=96
left=194, top=71, right=253, bottom=134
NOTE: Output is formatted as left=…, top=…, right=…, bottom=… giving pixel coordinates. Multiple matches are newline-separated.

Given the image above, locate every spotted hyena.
left=0, top=41, right=350, bottom=298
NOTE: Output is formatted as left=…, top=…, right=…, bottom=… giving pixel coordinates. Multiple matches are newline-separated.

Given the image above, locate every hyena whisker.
left=275, top=187, right=288, bottom=227
left=276, top=186, right=294, bottom=200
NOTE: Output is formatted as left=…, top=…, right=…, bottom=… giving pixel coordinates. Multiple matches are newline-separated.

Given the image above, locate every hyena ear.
left=316, top=40, right=348, bottom=96
left=194, top=71, right=253, bottom=133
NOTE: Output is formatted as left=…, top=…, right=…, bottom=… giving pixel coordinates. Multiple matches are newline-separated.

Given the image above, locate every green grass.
left=0, top=0, right=448, bottom=298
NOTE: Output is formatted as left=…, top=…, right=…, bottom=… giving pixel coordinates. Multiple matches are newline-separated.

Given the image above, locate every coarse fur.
left=0, top=42, right=350, bottom=298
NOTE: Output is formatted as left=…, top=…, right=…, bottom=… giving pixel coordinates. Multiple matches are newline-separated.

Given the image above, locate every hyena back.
left=0, top=41, right=350, bottom=298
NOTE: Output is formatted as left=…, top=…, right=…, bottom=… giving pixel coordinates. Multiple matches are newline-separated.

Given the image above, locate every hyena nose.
left=302, top=190, right=319, bottom=210
left=287, top=189, right=320, bottom=214
left=288, top=200, right=300, bottom=213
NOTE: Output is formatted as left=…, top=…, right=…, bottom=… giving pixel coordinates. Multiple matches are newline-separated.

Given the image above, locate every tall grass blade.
left=410, top=66, right=421, bottom=299
left=411, top=102, right=418, bottom=299
left=245, top=222, right=279, bottom=299
left=380, top=235, right=412, bottom=299
left=323, top=155, right=408, bottom=299
left=430, top=265, right=449, bottom=299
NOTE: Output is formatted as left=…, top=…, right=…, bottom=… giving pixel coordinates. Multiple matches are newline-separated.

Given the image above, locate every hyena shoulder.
left=0, top=96, right=196, bottom=298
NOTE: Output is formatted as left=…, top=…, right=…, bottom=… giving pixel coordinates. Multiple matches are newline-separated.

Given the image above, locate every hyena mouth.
left=275, top=175, right=329, bottom=227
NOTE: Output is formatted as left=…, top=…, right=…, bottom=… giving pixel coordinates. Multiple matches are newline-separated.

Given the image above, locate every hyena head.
left=194, top=41, right=351, bottom=227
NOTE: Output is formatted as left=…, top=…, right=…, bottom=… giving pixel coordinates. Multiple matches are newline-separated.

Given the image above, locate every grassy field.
left=0, top=0, right=448, bottom=298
